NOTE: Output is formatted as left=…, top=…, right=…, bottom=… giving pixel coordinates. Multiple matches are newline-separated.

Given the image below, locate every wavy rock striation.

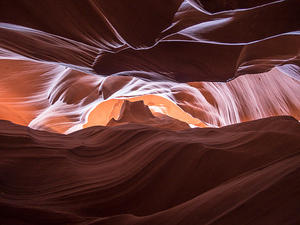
left=0, top=0, right=299, bottom=132
left=0, top=1, right=300, bottom=224
left=0, top=116, right=299, bottom=224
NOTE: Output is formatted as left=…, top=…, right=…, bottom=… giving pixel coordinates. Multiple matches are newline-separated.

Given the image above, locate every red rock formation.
left=107, top=100, right=190, bottom=130
left=0, top=0, right=299, bottom=81
left=0, top=0, right=299, bottom=224
left=0, top=116, right=299, bottom=224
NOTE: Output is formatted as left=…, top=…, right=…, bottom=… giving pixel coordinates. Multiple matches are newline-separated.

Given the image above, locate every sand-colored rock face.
left=0, top=58, right=299, bottom=133
left=106, top=100, right=191, bottom=130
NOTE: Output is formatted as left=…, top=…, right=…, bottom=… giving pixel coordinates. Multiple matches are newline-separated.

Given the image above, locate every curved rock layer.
left=0, top=0, right=300, bottom=132
left=0, top=116, right=299, bottom=225
left=0, top=58, right=299, bottom=133
left=0, top=1, right=300, bottom=224
left=1, top=0, right=300, bottom=81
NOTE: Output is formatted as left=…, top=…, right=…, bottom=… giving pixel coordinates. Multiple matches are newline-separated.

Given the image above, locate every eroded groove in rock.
left=0, top=1, right=299, bottom=224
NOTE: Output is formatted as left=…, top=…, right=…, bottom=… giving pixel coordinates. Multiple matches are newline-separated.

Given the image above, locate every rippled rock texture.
left=0, top=0, right=300, bottom=224
left=1, top=116, right=300, bottom=225
left=0, top=0, right=299, bottom=132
